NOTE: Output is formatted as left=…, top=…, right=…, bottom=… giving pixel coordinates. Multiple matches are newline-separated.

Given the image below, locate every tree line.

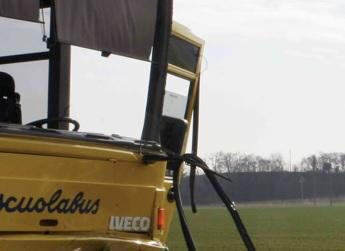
left=206, top=152, right=285, bottom=173
left=206, top=152, right=345, bottom=173
left=300, top=153, right=345, bottom=172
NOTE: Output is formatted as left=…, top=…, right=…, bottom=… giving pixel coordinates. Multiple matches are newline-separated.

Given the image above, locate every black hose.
left=143, top=152, right=256, bottom=251
left=183, top=154, right=256, bottom=251
left=172, top=160, right=197, bottom=251
left=189, top=164, right=197, bottom=213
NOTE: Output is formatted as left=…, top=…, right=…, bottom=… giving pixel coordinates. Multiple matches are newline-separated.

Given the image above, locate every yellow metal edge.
left=0, top=133, right=142, bottom=162
left=172, top=21, right=205, bottom=47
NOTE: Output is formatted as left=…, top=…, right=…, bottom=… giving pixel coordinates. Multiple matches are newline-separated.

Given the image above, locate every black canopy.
left=55, top=0, right=158, bottom=60
left=0, top=0, right=40, bottom=22
left=0, top=0, right=158, bottom=61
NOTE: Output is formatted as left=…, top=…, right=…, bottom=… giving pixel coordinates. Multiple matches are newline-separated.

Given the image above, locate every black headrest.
left=0, top=72, right=15, bottom=97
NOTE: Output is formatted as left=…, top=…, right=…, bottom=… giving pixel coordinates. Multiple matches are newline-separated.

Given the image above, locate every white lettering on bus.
left=109, top=216, right=150, bottom=232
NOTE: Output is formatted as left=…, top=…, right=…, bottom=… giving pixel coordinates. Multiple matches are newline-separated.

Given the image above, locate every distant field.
left=167, top=205, right=345, bottom=250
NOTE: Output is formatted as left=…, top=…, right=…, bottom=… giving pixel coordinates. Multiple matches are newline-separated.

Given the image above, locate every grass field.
left=167, top=205, right=345, bottom=250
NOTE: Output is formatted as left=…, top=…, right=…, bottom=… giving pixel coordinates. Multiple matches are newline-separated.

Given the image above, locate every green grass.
left=167, top=205, right=345, bottom=250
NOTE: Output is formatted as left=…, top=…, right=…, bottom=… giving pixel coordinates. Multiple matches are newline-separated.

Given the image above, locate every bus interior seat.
left=0, top=72, right=22, bottom=124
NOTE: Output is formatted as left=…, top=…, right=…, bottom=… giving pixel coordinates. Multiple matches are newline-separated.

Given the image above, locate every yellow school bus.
left=0, top=1, right=254, bottom=250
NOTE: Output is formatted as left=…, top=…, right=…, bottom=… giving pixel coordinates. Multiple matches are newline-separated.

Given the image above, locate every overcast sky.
left=172, top=0, right=345, bottom=163
left=2, top=0, right=345, bottom=164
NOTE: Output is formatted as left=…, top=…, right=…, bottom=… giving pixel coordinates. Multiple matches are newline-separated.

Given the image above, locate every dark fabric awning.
left=0, top=0, right=40, bottom=22
left=55, top=0, right=158, bottom=60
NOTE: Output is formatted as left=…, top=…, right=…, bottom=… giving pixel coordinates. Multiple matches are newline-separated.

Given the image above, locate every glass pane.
left=0, top=61, right=49, bottom=123
left=70, top=46, right=151, bottom=138
left=163, top=74, right=190, bottom=120
left=0, top=10, right=49, bottom=57
left=168, top=35, right=199, bottom=73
